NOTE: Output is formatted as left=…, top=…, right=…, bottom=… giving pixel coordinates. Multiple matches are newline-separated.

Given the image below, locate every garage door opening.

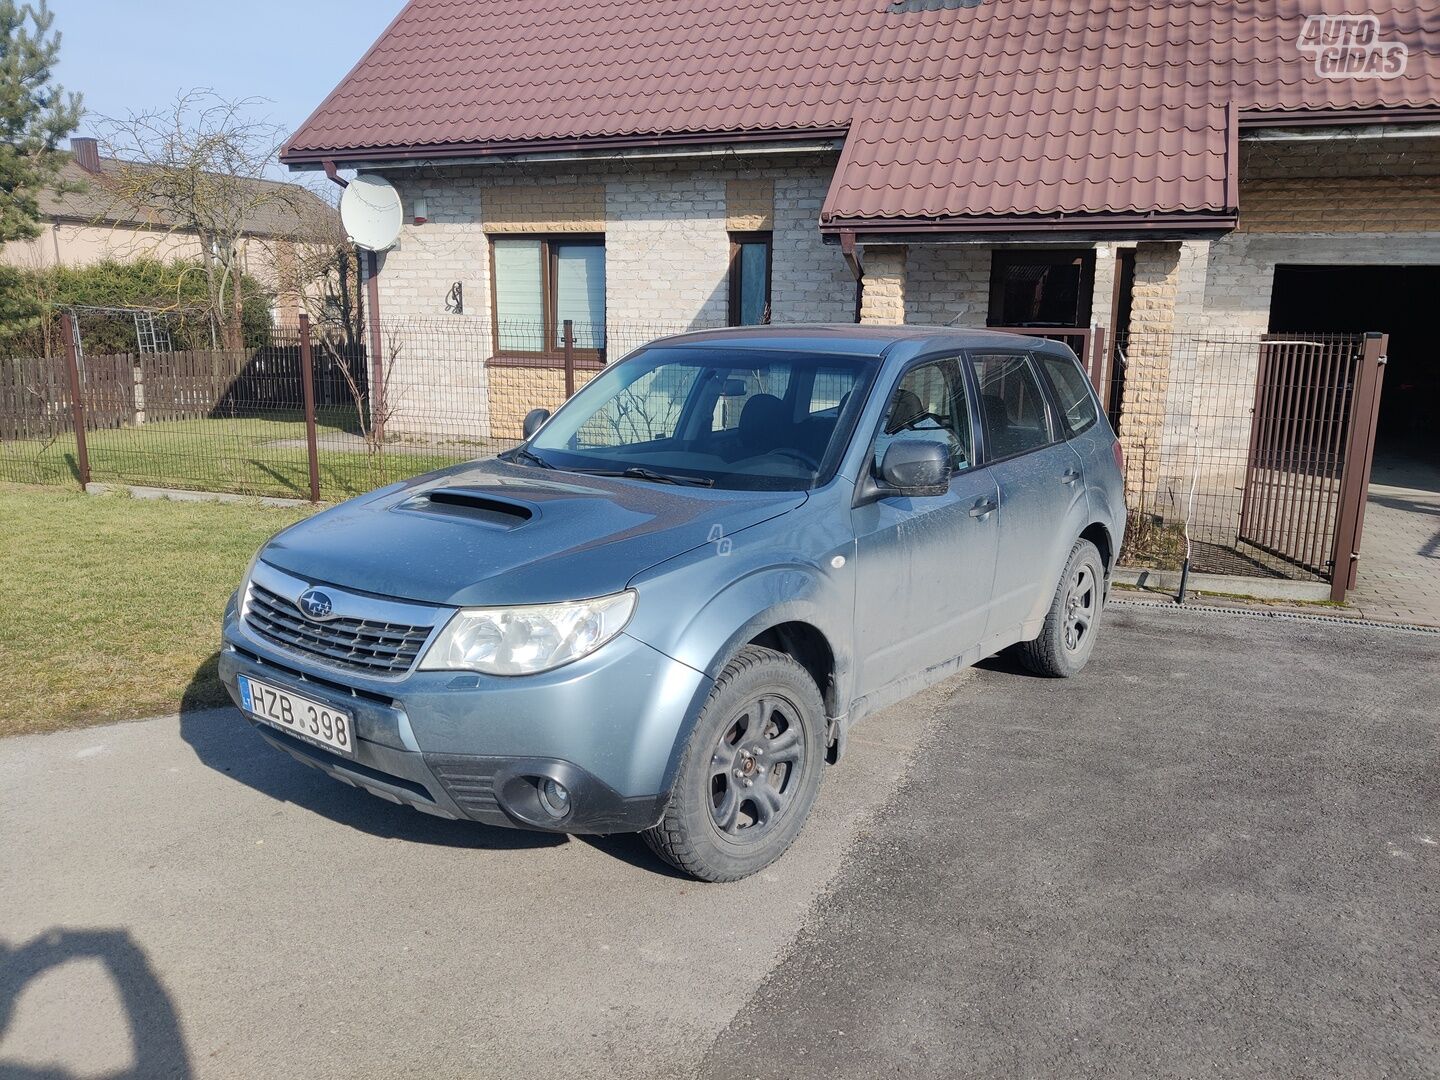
left=1269, top=265, right=1437, bottom=463
left=1269, top=264, right=1440, bottom=623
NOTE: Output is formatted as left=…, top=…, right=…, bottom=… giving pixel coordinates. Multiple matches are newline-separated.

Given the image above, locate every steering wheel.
left=770, top=447, right=820, bottom=471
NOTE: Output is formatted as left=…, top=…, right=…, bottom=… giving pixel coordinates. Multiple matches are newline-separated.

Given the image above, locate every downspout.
left=323, top=159, right=386, bottom=445
left=840, top=229, right=863, bottom=323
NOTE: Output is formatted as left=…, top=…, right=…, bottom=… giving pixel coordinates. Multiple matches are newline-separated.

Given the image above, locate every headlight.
left=237, top=550, right=263, bottom=617
left=419, top=591, right=637, bottom=676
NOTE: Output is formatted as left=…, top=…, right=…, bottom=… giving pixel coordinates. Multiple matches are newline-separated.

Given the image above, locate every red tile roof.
left=282, top=0, right=1440, bottom=229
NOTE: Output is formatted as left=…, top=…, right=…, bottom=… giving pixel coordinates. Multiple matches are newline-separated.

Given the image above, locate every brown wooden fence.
left=0, top=355, right=69, bottom=442
left=0, top=343, right=367, bottom=441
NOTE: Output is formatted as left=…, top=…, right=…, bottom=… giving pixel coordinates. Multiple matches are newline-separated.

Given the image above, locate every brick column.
left=859, top=245, right=906, bottom=325
left=1117, top=241, right=1183, bottom=509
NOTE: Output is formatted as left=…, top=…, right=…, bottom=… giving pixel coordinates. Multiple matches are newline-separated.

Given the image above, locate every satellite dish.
left=340, top=175, right=403, bottom=252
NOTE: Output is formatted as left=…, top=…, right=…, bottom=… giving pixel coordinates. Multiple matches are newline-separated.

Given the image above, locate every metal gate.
left=1237, top=331, right=1387, bottom=600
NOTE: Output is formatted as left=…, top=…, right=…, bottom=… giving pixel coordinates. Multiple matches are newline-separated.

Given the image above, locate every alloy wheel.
left=1063, top=563, right=1097, bottom=652
left=707, top=694, right=806, bottom=843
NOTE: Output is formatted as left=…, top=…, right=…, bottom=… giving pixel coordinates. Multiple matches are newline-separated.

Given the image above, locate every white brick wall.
left=365, top=156, right=855, bottom=436
left=902, top=246, right=990, bottom=327
left=771, top=171, right=857, bottom=324
left=373, top=156, right=853, bottom=330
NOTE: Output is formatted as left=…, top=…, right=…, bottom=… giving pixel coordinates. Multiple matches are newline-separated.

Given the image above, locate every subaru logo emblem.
left=297, top=588, right=334, bottom=621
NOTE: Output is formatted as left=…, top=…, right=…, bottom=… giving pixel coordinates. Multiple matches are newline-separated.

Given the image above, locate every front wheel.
left=643, top=645, right=825, bottom=882
left=1018, top=538, right=1106, bottom=678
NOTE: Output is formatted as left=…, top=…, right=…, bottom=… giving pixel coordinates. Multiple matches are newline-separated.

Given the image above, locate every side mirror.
left=879, top=440, right=952, bottom=498
left=522, top=408, right=551, bottom=439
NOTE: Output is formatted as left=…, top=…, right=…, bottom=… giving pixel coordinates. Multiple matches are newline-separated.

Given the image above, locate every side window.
left=871, top=359, right=973, bottom=475
left=969, top=352, right=1054, bottom=459
left=1037, top=352, right=1099, bottom=436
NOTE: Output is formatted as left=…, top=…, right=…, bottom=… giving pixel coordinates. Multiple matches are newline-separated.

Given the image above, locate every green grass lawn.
left=0, top=484, right=316, bottom=737
left=0, top=413, right=480, bottom=501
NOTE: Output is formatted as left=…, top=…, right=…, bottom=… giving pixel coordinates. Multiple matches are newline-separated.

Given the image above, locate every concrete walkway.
left=1350, top=454, right=1440, bottom=625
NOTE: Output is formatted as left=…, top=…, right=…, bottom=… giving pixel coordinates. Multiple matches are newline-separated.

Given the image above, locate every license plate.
left=237, top=674, right=354, bottom=757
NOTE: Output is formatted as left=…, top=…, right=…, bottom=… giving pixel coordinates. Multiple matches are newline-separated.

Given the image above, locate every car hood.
left=259, top=458, right=806, bottom=607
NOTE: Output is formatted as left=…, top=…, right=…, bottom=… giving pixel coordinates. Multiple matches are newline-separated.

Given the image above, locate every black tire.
left=1018, top=538, right=1106, bottom=678
left=643, top=645, right=826, bottom=882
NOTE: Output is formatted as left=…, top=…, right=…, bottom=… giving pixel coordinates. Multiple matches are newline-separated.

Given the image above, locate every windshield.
left=525, top=346, right=875, bottom=491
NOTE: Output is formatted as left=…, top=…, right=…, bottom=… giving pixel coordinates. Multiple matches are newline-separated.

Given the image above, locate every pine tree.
left=0, top=1, right=82, bottom=247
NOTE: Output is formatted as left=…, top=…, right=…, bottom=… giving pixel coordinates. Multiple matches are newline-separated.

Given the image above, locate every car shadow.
left=574, top=834, right=691, bottom=880
left=178, top=655, right=564, bottom=852
left=0, top=928, right=191, bottom=1080
left=974, top=648, right=1053, bottom=680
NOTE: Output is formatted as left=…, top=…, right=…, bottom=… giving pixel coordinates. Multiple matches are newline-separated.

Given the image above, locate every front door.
left=851, top=357, right=1000, bottom=697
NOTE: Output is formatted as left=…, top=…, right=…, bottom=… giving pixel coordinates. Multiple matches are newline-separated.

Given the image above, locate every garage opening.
left=1269, top=265, right=1438, bottom=464
left=1268, top=265, right=1440, bottom=618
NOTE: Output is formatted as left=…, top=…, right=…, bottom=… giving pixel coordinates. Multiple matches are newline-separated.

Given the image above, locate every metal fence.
left=1115, top=324, right=1384, bottom=596
left=0, top=314, right=720, bottom=501
left=0, top=314, right=1384, bottom=594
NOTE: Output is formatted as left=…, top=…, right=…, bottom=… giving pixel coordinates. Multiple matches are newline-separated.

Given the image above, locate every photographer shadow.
left=0, top=929, right=190, bottom=1080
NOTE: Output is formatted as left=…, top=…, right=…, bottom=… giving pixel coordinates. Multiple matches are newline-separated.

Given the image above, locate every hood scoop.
left=401, top=487, right=535, bottom=528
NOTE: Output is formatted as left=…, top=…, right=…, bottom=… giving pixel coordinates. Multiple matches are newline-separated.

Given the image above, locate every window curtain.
left=493, top=239, right=544, bottom=351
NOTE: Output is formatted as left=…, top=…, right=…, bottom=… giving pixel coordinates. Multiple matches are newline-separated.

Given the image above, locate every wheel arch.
left=636, top=564, right=853, bottom=794
left=746, top=620, right=838, bottom=719
left=1080, top=521, right=1114, bottom=572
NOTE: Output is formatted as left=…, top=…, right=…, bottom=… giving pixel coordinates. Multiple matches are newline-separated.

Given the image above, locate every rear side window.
left=712, top=365, right=792, bottom=431
left=808, top=366, right=860, bottom=417
left=1038, top=352, right=1099, bottom=436
left=969, top=352, right=1054, bottom=460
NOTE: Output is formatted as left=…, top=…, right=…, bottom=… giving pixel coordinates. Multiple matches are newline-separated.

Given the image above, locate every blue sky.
left=53, top=0, right=403, bottom=165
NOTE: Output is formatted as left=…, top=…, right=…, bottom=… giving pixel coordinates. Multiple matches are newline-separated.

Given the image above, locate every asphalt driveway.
left=2, top=604, right=1436, bottom=1078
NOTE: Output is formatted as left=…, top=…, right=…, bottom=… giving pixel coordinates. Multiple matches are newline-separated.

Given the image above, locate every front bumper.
left=219, top=595, right=709, bottom=835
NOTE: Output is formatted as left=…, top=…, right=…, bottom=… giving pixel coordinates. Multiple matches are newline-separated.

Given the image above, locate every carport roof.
left=281, top=0, right=1440, bottom=233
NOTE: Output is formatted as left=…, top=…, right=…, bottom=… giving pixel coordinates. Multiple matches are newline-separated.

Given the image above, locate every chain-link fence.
left=1, top=314, right=1384, bottom=589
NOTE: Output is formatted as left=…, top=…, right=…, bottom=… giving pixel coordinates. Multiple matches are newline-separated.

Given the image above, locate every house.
left=280, top=0, right=1439, bottom=572
left=1, top=137, right=339, bottom=323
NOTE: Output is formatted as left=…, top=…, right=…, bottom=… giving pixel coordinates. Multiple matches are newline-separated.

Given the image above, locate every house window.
left=729, top=232, right=772, bottom=326
left=490, top=236, right=605, bottom=357
left=988, top=250, right=1095, bottom=328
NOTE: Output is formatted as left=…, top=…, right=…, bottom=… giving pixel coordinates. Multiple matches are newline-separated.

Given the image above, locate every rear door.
left=1034, top=347, right=1122, bottom=548
left=850, top=356, right=1000, bottom=696
left=967, top=350, right=1088, bottom=640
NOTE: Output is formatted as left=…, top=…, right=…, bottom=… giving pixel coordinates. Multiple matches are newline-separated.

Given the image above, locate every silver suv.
left=220, top=327, right=1125, bottom=881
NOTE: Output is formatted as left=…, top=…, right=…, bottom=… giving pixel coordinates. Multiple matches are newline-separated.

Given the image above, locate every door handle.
left=969, top=496, right=998, bottom=518
left=1061, top=468, right=1082, bottom=485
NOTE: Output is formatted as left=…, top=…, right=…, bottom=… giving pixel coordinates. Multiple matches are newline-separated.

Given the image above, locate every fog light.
left=538, top=778, right=571, bottom=819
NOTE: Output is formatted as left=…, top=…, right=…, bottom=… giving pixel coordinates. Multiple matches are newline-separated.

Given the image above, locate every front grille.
left=244, top=582, right=433, bottom=675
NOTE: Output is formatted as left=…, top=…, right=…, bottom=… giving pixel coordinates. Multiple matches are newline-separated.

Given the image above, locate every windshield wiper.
left=504, top=446, right=555, bottom=470
left=574, top=466, right=714, bottom=487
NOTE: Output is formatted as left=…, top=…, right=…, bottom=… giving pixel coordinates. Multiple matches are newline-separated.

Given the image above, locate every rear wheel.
left=643, top=645, right=825, bottom=882
left=1018, top=538, right=1105, bottom=678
